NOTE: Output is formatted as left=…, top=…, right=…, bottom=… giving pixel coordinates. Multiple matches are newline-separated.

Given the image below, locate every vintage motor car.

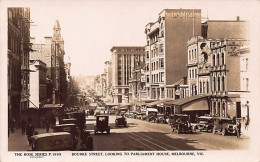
left=60, top=118, right=77, bottom=125
left=212, top=117, right=237, bottom=136
left=94, top=115, right=111, bottom=134
left=31, top=132, right=74, bottom=151
left=53, top=124, right=78, bottom=138
left=197, top=116, right=214, bottom=132
left=145, top=108, right=158, bottom=122
left=115, top=115, right=127, bottom=127
left=169, top=114, right=193, bottom=134
left=156, top=114, right=169, bottom=124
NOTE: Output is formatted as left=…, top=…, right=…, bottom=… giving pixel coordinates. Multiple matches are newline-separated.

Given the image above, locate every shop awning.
left=164, top=95, right=208, bottom=106
left=105, top=102, right=118, bottom=106
left=182, top=99, right=209, bottom=111
left=135, top=101, right=146, bottom=106
left=42, top=104, right=64, bottom=109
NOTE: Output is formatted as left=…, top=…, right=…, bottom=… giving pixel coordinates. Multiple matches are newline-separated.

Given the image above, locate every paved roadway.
left=86, top=115, right=250, bottom=151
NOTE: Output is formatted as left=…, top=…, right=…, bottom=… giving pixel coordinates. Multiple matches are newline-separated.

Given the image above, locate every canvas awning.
left=164, top=95, right=207, bottom=106
left=135, top=101, right=146, bottom=106
left=105, top=102, right=119, bottom=106
left=42, top=104, right=64, bottom=109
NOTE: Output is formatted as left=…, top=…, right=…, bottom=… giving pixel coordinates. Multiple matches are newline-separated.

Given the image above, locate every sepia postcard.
left=0, top=0, right=260, bottom=162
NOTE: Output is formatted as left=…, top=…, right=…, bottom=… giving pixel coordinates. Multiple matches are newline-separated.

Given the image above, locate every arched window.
left=217, top=53, right=220, bottom=66
left=206, top=81, right=209, bottom=94
left=222, top=76, right=225, bottom=91
left=200, top=81, right=202, bottom=93
left=194, top=49, right=197, bottom=59
left=192, top=50, right=194, bottom=59
left=189, top=50, right=191, bottom=61
left=222, top=52, right=225, bottom=65
left=218, top=76, right=220, bottom=91
left=212, top=77, right=215, bottom=91
left=213, top=54, right=215, bottom=66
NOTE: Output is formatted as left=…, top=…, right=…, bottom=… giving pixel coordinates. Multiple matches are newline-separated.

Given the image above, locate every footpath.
left=8, top=128, right=47, bottom=151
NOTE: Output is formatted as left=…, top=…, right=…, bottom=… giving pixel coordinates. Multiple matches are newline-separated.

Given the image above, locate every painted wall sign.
left=172, top=12, right=196, bottom=18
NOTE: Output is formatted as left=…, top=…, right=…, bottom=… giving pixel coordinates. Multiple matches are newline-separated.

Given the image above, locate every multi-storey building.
left=30, top=20, right=66, bottom=104
left=8, top=8, right=31, bottom=125
left=144, top=9, right=202, bottom=101
left=187, top=36, right=247, bottom=118
left=128, top=62, right=145, bottom=103
left=20, top=8, right=31, bottom=113
left=239, top=45, right=250, bottom=120
left=110, top=46, right=145, bottom=104
left=29, top=60, right=47, bottom=108
left=104, top=61, right=112, bottom=101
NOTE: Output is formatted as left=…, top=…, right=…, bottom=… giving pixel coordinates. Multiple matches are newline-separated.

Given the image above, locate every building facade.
left=29, top=60, right=47, bottom=108
left=8, top=8, right=31, bottom=125
left=30, top=20, right=67, bottom=105
left=187, top=36, right=247, bottom=118
left=111, top=46, right=145, bottom=104
left=144, top=9, right=202, bottom=101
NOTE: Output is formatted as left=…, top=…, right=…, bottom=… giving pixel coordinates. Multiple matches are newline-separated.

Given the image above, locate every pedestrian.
left=26, top=119, right=35, bottom=146
left=45, top=120, right=50, bottom=133
left=245, top=116, right=249, bottom=130
left=42, top=116, right=46, bottom=129
left=79, top=143, right=87, bottom=151
left=81, top=130, right=89, bottom=145
left=86, top=135, right=94, bottom=151
left=21, top=119, right=26, bottom=135
left=10, top=118, right=15, bottom=133
left=236, top=119, right=241, bottom=138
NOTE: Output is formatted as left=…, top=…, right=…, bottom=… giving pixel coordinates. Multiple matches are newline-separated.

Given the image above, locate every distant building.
left=29, top=60, right=47, bottom=108
left=110, top=46, right=145, bottom=103
left=30, top=20, right=66, bottom=104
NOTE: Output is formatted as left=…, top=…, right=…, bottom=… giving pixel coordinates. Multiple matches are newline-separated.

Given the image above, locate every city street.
left=88, top=116, right=250, bottom=151
left=8, top=115, right=250, bottom=151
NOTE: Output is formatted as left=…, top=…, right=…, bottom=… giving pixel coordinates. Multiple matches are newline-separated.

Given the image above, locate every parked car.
left=146, top=108, right=158, bottom=122
left=136, top=113, right=144, bottom=120
left=94, top=115, right=110, bottom=134
left=53, top=124, right=78, bottom=138
left=115, top=115, right=127, bottom=127
left=212, top=117, right=237, bottom=136
left=31, top=132, right=74, bottom=151
left=156, top=114, right=167, bottom=124
left=169, top=114, right=193, bottom=134
left=197, top=116, right=214, bottom=132
left=60, top=118, right=77, bottom=125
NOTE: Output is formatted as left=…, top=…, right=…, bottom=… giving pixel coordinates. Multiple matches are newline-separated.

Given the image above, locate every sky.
left=3, top=0, right=259, bottom=76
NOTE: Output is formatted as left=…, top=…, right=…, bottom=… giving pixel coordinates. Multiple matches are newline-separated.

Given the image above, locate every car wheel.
left=107, top=129, right=110, bottom=134
left=222, top=129, right=226, bottom=136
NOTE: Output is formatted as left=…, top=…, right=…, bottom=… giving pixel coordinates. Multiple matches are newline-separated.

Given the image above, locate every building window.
left=159, top=44, right=164, bottom=53
left=218, top=76, right=220, bottom=91
left=203, top=81, right=205, bottom=93
left=194, top=49, right=197, bottom=59
left=189, top=50, right=191, bottom=61
left=222, top=52, right=225, bottom=65
left=217, top=53, right=220, bottom=66
left=192, top=50, right=194, bottom=60
left=160, top=58, right=164, bottom=68
left=206, top=81, right=209, bottom=94
left=200, top=81, right=202, bottom=94
left=146, top=51, right=149, bottom=59
left=222, top=76, right=225, bottom=91
left=213, top=77, right=215, bottom=91
left=195, top=69, right=197, bottom=78
left=213, top=54, right=215, bottom=66
left=161, top=72, right=164, bottom=82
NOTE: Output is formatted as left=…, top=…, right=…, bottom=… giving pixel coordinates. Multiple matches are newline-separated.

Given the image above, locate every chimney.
left=236, top=16, right=240, bottom=21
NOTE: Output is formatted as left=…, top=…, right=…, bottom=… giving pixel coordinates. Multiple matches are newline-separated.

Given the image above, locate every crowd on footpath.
left=8, top=116, right=94, bottom=151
